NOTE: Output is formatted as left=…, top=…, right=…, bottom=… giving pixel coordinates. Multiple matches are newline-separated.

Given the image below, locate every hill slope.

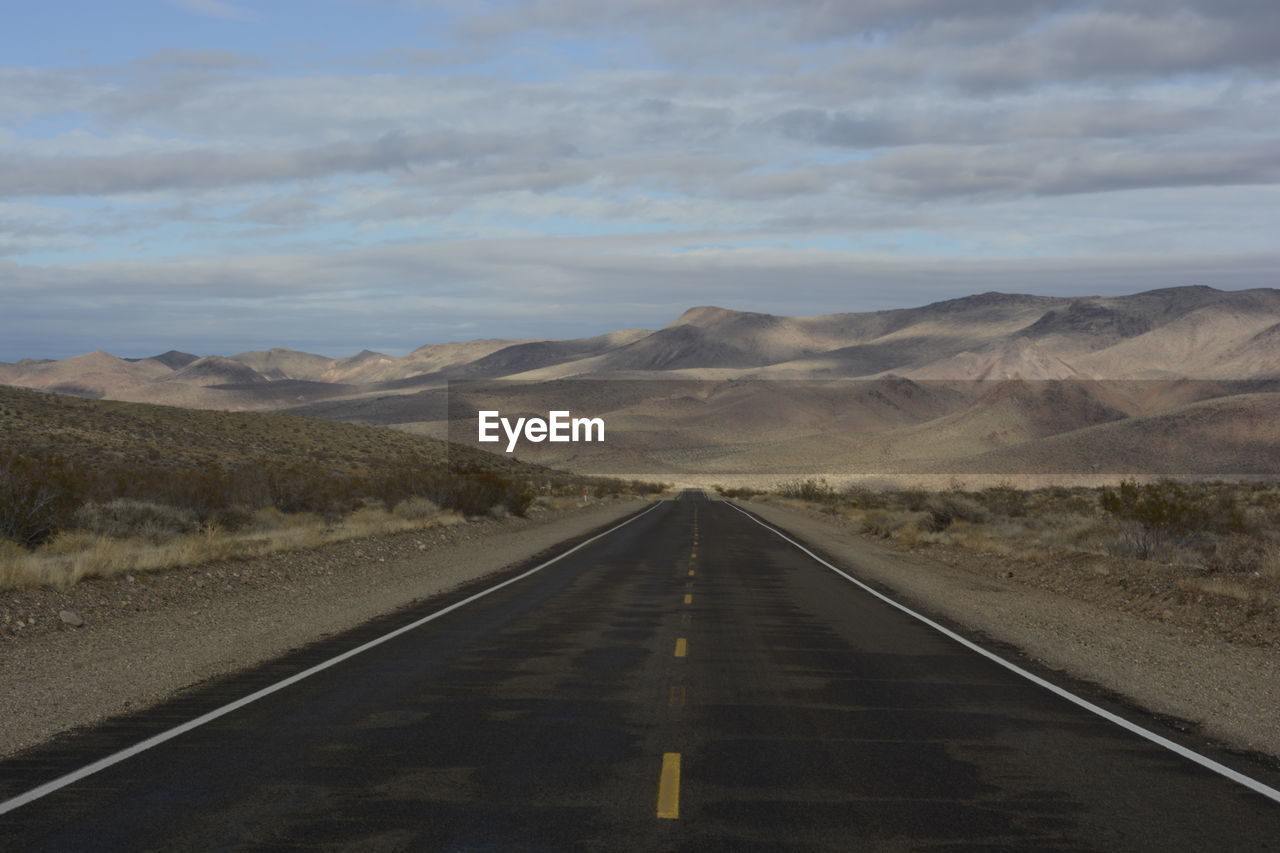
left=0, top=384, right=543, bottom=480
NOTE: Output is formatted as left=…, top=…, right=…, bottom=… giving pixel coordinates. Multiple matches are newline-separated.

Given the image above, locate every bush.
left=74, top=499, right=196, bottom=542
left=393, top=497, right=441, bottom=520
left=899, top=489, right=930, bottom=512
left=429, top=470, right=534, bottom=517
left=925, top=493, right=989, bottom=532
left=502, top=481, right=536, bottom=517
left=842, top=486, right=887, bottom=509
left=979, top=484, right=1028, bottom=518
left=0, top=451, right=81, bottom=547
left=777, top=478, right=836, bottom=502
left=861, top=509, right=922, bottom=538
left=1204, top=535, right=1272, bottom=574
left=1101, top=479, right=1246, bottom=560
left=718, top=486, right=761, bottom=499
left=630, top=479, right=667, bottom=496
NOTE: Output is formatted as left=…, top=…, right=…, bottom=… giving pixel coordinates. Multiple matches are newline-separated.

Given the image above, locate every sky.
left=2, top=0, right=1279, bottom=359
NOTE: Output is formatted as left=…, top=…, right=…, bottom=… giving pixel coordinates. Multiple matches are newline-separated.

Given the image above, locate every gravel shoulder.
left=741, top=497, right=1280, bottom=760
left=0, top=498, right=651, bottom=758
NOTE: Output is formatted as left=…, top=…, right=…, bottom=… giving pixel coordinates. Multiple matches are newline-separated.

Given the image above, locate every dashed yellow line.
left=687, top=569, right=696, bottom=577
left=683, top=593, right=693, bottom=604
left=674, top=637, right=688, bottom=658
left=656, top=753, right=682, bottom=819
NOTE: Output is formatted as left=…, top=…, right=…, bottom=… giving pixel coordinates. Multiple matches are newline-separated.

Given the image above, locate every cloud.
left=459, top=1, right=1280, bottom=80
left=4, top=240, right=1278, bottom=359
left=0, top=130, right=578, bottom=197
left=233, top=194, right=321, bottom=225
left=771, top=97, right=1225, bottom=149
left=860, top=142, right=1280, bottom=200
left=4, top=0, right=1280, bottom=356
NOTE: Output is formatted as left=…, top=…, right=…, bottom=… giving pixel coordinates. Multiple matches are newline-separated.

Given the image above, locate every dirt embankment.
left=0, top=498, right=652, bottom=758
left=742, top=498, right=1280, bottom=759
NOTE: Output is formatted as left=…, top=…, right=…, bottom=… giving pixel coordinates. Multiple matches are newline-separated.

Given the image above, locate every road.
left=2, top=491, right=1279, bottom=850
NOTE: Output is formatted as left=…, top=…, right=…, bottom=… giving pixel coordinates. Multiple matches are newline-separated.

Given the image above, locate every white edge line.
left=0, top=500, right=665, bottom=816
left=725, top=501, right=1280, bottom=806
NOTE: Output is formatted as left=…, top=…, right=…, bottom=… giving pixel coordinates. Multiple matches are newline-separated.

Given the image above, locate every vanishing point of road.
left=2, top=491, right=1279, bottom=850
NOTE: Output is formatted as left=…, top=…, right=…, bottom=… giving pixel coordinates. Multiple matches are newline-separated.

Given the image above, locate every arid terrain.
left=3, top=285, right=1277, bottom=480
left=0, top=385, right=663, bottom=590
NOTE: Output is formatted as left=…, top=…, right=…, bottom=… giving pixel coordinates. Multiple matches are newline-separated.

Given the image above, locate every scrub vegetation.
left=718, top=477, right=1280, bottom=646
left=0, top=386, right=666, bottom=589
left=755, top=477, right=1280, bottom=574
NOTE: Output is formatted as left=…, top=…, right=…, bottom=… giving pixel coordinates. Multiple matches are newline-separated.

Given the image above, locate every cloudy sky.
left=3, top=0, right=1278, bottom=359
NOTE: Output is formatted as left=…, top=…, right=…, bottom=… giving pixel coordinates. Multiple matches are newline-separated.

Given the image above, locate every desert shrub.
left=209, top=504, right=255, bottom=532
left=719, top=486, right=761, bottom=499
left=841, top=485, right=888, bottom=509
left=861, top=509, right=894, bottom=537
left=593, top=478, right=624, bottom=498
left=630, top=479, right=667, bottom=496
left=898, top=489, right=930, bottom=512
left=393, top=497, right=441, bottom=520
left=1203, top=535, right=1272, bottom=574
left=0, top=451, right=82, bottom=547
left=925, top=493, right=989, bottom=532
left=501, top=481, right=536, bottom=517
left=1101, top=480, right=1248, bottom=560
left=73, top=499, right=196, bottom=542
left=1101, top=480, right=1195, bottom=560
left=861, top=509, right=924, bottom=538
left=979, top=484, right=1028, bottom=518
left=777, top=478, right=836, bottom=502
left=427, top=470, right=534, bottom=517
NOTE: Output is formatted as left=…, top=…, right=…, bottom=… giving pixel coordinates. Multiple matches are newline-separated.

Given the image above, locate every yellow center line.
left=687, top=569, right=696, bottom=577
left=683, top=593, right=693, bottom=604
left=674, top=637, right=688, bottom=657
left=656, top=753, right=682, bottom=819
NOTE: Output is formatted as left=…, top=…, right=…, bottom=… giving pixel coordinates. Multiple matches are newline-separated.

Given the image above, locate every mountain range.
left=3, top=285, right=1278, bottom=481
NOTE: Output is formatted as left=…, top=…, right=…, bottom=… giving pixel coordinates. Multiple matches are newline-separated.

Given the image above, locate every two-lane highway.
left=2, top=491, right=1279, bottom=850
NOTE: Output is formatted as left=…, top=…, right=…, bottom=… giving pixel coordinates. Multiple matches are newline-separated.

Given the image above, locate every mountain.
left=129, top=350, right=200, bottom=370
left=160, top=355, right=268, bottom=387
left=0, top=351, right=170, bottom=398
left=4, top=285, right=1279, bottom=479
left=229, top=348, right=334, bottom=381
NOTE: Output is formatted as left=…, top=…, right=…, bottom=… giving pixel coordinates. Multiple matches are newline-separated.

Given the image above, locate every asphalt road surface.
left=3, top=491, right=1280, bottom=851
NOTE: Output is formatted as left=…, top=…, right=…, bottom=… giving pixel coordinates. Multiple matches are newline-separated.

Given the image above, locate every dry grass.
left=0, top=507, right=465, bottom=590
left=766, top=481, right=1280, bottom=578
left=758, top=480, right=1280, bottom=648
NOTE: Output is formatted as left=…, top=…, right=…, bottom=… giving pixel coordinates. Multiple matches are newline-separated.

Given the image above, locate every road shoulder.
left=739, top=498, right=1280, bottom=760
left=0, top=499, right=652, bottom=758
